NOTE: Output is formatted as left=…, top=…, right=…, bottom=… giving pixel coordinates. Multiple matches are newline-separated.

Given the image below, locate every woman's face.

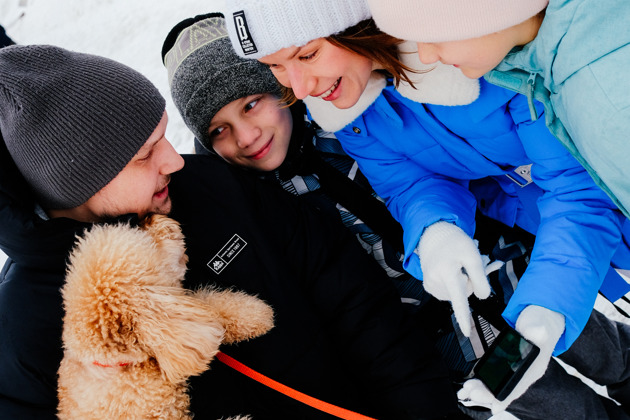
left=208, top=94, right=293, bottom=172
left=259, top=38, right=375, bottom=109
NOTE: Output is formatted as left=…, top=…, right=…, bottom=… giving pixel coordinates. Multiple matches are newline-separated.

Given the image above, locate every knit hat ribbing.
left=0, top=44, right=165, bottom=209
left=223, top=0, right=371, bottom=59
left=368, top=0, right=549, bottom=42
left=163, top=14, right=281, bottom=151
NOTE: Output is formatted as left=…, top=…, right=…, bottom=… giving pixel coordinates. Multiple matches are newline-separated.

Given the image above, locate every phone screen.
left=473, top=326, right=540, bottom=400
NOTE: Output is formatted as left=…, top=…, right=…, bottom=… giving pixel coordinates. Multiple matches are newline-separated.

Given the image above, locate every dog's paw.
left=222, top=292, right=274, bottom=344
left=195, top=289, right=274, bottom=344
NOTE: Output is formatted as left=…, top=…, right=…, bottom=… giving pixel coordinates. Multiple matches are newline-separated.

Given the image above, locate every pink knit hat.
left=367, top=0, right=548, bottom=42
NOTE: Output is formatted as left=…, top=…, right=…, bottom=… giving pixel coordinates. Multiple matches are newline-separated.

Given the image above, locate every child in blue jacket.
left=222, top=0, right=630, bottom=414
left=368, top=0, right=630, bottom=220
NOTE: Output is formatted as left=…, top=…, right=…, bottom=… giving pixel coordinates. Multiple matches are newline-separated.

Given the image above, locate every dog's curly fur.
left=57, top=214, right=273, bottom=420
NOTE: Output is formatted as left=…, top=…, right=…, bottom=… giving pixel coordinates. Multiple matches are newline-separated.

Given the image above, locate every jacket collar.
left=0, top=143, right=140, bottom=269
left=304, top=41, right=480, bottom=132
left=304, top=73, right=386, bottom=132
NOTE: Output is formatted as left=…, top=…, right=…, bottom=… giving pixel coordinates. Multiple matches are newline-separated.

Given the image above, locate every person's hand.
left=415, top=221, right=491, bottom=336
left=458, top=305, right=565, bottom=414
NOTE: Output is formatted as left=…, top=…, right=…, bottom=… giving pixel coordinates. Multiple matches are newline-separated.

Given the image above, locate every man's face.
left=78, top=112, right=185, bottom=221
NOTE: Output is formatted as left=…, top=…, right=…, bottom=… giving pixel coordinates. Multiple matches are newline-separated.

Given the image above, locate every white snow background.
left=0, top=0, right=628, bottom=411
left=1, top=0, right=221, bottom=154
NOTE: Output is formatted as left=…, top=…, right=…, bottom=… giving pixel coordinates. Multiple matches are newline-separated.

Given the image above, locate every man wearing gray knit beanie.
left=0, top=44, right=184, bottom=218
left=0, top=44, right=186, bottom=415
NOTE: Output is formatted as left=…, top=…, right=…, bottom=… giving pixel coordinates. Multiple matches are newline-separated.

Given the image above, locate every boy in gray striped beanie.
left=162, top=13, right=281, bottom=151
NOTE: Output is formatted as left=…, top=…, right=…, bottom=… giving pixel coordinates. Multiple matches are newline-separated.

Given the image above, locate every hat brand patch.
left=208, top=234, right=247, bottom=274
left=232, top=11, right=258, bottom=55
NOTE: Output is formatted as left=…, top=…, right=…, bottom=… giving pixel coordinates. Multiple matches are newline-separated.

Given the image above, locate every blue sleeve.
left=332, top=112, right=478, bottom=280
left=502, top=94, right=625, bottom=354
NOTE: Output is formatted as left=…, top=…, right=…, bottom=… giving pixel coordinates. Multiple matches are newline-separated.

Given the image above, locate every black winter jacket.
left=0, top=140, right=93, bottom=418
left=0, top=154, right=461, bottom=419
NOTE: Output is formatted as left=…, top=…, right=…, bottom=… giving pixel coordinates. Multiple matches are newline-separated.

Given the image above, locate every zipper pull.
left=526, top=73, right=538, bottom=121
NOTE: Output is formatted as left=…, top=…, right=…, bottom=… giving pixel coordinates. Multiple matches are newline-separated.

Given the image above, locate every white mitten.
left=458, top=305, right=565, bottom=414
left=416, top=221, right=491, bottom=337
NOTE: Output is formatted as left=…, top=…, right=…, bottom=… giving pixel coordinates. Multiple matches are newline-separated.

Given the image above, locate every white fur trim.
left=396, top=41, right=480, bottom=106
left=303, top=73, right=387, bottom=132
left=304, top=42, right=479, bottom=132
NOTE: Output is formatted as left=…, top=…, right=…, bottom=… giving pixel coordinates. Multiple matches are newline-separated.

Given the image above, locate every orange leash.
left=215, top=351, right=377, bottom=420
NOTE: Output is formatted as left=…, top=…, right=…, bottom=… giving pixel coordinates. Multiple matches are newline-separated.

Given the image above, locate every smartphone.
left=472, top=325, right=540, bottom=400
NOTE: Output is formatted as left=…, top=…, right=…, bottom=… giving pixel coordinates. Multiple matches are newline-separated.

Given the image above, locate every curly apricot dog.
left=58, top=214, right=273, bottom=420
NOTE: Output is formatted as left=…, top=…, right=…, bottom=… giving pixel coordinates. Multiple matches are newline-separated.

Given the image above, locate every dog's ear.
left=139, top=214, right=188, bottom=283
left=61, top=223, right=159, bottom=366
left=134, top=286, right=226, bottom=383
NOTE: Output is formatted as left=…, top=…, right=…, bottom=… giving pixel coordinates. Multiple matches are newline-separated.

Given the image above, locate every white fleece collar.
left=303, top=74, right=386, bottom=132
left=304, top=41, right=480, bottom=132
left=396, top=41, right=480, bottom=107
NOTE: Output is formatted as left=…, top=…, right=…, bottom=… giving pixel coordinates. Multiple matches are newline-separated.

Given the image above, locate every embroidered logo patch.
left=208, top=234, right=247, bottom=274
left=232, top=10, right=258, bottom=55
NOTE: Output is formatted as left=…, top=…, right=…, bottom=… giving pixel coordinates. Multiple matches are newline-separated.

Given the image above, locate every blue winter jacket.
left=306, top=76, right=629, bottom=355
left=485, top=0, right=630, bottom=218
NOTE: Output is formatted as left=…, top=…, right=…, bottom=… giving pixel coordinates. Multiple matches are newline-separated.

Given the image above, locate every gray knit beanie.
left=0, top=44, right=165, bottom=209
left=162, top=13, right=280, bottom=151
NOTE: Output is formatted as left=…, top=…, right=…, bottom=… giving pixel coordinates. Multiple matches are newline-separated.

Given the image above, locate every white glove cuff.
left=416, top=221, right=472, bottom=259
left=515, top=305, right=565, bottom=350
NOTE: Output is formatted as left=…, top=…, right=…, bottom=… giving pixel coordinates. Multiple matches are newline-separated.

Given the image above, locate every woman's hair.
left=280, top=18, right=419, bottom=105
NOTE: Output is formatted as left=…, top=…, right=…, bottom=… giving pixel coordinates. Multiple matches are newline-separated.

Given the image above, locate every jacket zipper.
left=526, top=73, right=539, bottom=122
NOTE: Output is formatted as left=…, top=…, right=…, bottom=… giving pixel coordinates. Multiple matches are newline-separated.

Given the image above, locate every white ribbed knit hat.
left=368, top=0, right=548, bottom=42
left=223, top=0, right=371, bottom=59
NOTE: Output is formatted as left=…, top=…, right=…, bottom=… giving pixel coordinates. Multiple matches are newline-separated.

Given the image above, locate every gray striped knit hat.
left=0, top=44, right=165, bottom=209
left=162, top=13, right=280, bottom=152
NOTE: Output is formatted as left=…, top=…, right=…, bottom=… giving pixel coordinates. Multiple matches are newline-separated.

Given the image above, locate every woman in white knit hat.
left=222, top=0, right=630, bottom=417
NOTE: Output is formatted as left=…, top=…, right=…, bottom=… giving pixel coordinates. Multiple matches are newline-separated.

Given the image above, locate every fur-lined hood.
left=304, top=41, right=480, bottom=132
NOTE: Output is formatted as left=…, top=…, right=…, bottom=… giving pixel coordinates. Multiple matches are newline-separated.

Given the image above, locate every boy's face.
left=208, top=94, right=293, bottom=172
left=259, top=38, right=375, bottom=110
left=76, top=112, right=185, bottom=221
